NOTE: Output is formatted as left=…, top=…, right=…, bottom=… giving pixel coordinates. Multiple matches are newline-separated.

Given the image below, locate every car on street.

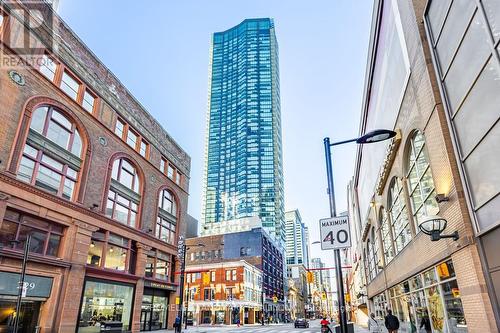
left=294, top=318, right=309, bottom=328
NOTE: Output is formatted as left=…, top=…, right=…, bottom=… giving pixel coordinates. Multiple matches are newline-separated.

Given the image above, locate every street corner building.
left=184, top=227, right=286, bottom=325
left=0, top=1, right=191, bottom=332
left=346, top=0, right=500, bottom=332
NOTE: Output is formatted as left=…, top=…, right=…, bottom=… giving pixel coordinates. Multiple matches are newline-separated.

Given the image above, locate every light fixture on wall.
left=435, top=193, right=449, bottom=203
left=418, top=215, right=459, bottom=241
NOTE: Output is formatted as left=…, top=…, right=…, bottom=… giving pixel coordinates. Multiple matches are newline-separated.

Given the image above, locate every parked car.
left=294, top=318, right=309, bottom=328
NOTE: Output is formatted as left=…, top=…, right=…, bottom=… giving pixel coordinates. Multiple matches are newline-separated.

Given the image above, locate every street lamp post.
left=177, top=241, right=205, bottom=333
left=13, top=235, right=31, bottom=333
left=323, top=129, right=396, bottom=333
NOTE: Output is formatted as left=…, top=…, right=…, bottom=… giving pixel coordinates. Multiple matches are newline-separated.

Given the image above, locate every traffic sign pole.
left=324, top=137, right=348, bottom=333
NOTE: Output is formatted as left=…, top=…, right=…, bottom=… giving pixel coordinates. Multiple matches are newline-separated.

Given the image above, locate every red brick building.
left=0, top=1, right=190, bottom=332
left=184, top=261, right=263, bottom=325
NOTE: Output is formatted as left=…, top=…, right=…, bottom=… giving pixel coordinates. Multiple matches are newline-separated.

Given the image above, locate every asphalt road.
left=163, top=320, right=369, bottom=333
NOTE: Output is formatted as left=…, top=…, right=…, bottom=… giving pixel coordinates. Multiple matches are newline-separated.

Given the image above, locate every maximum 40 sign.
left=319, top=216, right=351, bottom=250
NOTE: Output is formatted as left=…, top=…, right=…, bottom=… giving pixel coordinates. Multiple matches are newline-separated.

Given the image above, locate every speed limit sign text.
left=319, top=216, right=351, bottom=250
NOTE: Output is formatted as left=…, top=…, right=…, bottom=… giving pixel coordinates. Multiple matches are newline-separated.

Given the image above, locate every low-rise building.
left=185, top=227, right=285, bottom=323
left=184, top=260, right=262, bottom=325
left=286, top=264, right=308, bottom=320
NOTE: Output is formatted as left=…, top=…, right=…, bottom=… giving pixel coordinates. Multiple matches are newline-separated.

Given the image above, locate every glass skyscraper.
left=202, top=18, right=285, bottom=244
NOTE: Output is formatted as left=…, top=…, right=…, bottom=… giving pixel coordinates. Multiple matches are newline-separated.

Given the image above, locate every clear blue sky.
left=59, top=0, right=373, bottom=271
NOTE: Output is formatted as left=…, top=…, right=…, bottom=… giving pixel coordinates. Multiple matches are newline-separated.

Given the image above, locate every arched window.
left=17, top=106, right=83, bottom=200
left=406, top=130, right=438, bottom=228
left=105, top=158, right=141, bottom=227
left=156, top=189, right=177, bottom=244
left=388, top=177, right=411, bottom=254
left=367, top=228, right=379, bottom=280
left=379, top=207, right=394, bottom=264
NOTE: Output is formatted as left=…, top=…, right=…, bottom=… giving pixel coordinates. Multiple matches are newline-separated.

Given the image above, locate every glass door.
left=140, top=296, right=152, bottom=331
left=0, top=301, right=40, bottom=333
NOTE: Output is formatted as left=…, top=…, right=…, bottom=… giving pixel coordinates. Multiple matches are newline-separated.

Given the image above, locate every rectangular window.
left=82, top=89, right=96, bottom=113
left=226, top=270, right=231, bottom=281
left=60, top=70, right=80, bottom=101
left=87, top=230, right=134, bottom=273
left=126, top=130, right=138, bottom=149
left=160, top=158, right=166, bottom=173
left=176, top=172, right=182, bottom=185
left=139, top=139, right=148, bottom=158
left=78, top=280, right=134, bottom=331
left=211, top=271, right=216, bottom=282
left=232, top=269, right=237, bottom=281
left=115, top=118, right=125, bottom=138
left=1, top=209, right=64, bottom=257
left=39, top=54, right=57, bottom=82
left=167, top=165, right=174, bottom=179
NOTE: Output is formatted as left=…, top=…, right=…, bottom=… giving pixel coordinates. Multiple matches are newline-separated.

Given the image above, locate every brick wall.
left=359, top=0, right=497, bottom=332
left=0, top=1, right=192, bottom=331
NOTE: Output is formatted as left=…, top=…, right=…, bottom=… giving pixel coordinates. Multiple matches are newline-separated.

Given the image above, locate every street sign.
left=319, top=216, right=351, bottom=250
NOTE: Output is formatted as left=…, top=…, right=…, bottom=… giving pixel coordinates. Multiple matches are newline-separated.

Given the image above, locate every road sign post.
left=319, top=216, right=351, bottom=250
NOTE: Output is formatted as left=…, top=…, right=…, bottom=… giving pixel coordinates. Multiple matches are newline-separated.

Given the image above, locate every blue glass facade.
left=202, top=18, right=285, bottom=243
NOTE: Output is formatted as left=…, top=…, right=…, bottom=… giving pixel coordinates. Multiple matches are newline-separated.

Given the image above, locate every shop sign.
left=144, top=280, right=176, bottom=291
left=0, top=271, right=53, bottom=298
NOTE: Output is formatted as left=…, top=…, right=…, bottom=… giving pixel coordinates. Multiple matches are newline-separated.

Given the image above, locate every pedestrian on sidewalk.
left=384, top=309, right=400, bottom=333
left=368, top=313, right=381, bottom=333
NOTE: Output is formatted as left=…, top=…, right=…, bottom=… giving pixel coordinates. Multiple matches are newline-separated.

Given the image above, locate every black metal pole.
left=13, top=235, right=30, bottom=333
left=177, top=243, right=186, bottom=333
left=184, top=282, right=190, bottom=329
left=261, top=289, right=265, bottom=325
left=324, top=137, right=348, bottom=333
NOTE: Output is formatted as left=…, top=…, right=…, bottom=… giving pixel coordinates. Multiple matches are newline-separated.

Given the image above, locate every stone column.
left=57, top=220, right=98, bottom=333
left=130, top=243, right=150, bottom=333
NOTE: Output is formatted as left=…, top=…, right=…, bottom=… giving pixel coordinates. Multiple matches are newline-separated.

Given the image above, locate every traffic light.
left=307, top=271, right=314, bottom=283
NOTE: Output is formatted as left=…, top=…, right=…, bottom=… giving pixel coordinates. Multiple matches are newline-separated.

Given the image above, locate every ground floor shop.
left=264, top=300, right=285, bottom=323
left=187, top=301, right=261, bottom=325
left=0, top=271, right=55, bottom=333
left=77, top=278, right=135, bottom=332
left=371, top=259, right=467, bottom=333
left=139, top=284, right=173, bottom=331
left=77, top=277, right=176, bottom=332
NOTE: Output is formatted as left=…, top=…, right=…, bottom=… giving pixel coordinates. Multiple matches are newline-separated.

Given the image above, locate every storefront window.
left=437, top=260, right=456, bottom=281
left=426, top=285, right=445, bottom=333
left=0, top=209, right=64, bottom=257
left=86, top=230, right=135, bottom=273
left=423, top=268, right=438, bottom=286
left=441, top=280, right=467, bottom=332
left=78, top=279, right=134, bottom=332
left=388, top=259, right=467, bottom=333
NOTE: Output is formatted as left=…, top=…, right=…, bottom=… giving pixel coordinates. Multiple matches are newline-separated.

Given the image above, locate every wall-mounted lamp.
left=435, top=193, right=449, bottom=203
left=418, top=215, right=459, bottom=241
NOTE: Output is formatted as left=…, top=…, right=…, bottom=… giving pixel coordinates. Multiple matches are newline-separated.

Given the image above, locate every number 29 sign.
left=319, top=216, right=351, bottom=250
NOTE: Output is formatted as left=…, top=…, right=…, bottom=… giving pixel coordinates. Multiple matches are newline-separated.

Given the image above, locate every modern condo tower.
left=202, top=18, right=285, bottom=244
